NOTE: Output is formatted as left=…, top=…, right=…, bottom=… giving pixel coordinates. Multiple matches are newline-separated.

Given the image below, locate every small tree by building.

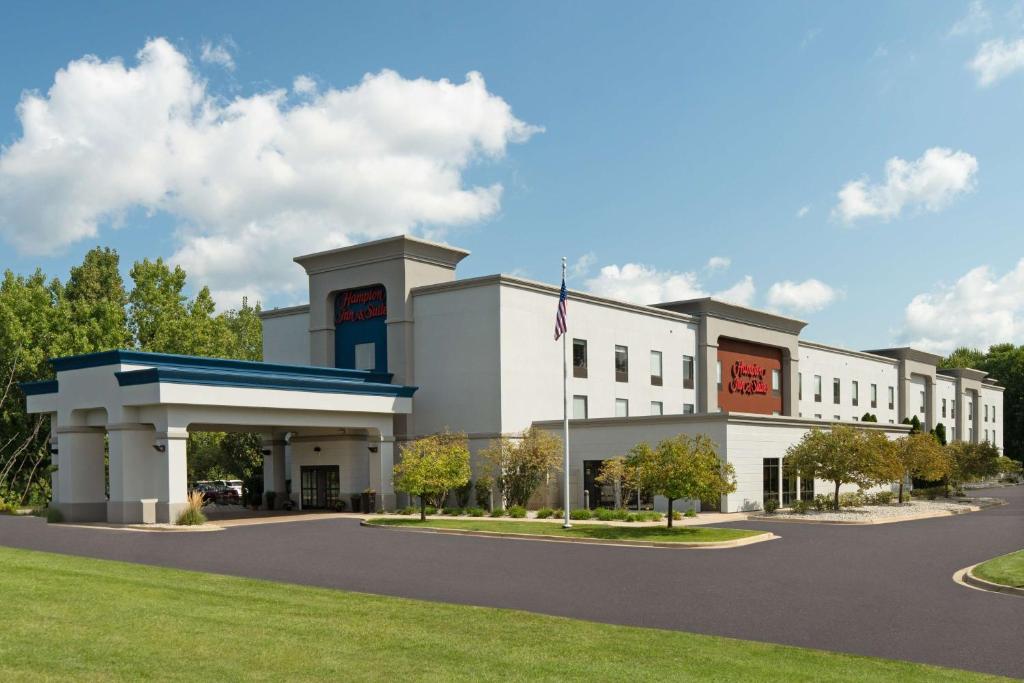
left=629, top=434, right=735, bottom=528
left=861, top=413, right=878, bottom=423
left=876, top=432, right=950, bottom=503
left=931, top=423, right=947, bottom=446
left=784, top=424, right=878, bottom=511
left=946, top=440, right=1001, bottom=494
left=908, top=415, right=922, bottom=435
left=595, top=456, right=640, bottom=510
left=393, top=430, right=471, bottom=520
left=480, top=426, right=562, bottom=508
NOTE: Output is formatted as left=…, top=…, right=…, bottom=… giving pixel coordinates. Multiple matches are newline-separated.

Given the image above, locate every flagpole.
left=561, top=256, right=572, bottom=529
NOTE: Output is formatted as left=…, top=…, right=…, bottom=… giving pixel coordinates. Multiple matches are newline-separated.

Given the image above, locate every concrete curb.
left=57, top=522, right=224, bottom=533
left=955, top=563, right=1024, bottom=598
left=361, top=520, right=777, bottom=549
left=750, top=500, right=1005, bottom=526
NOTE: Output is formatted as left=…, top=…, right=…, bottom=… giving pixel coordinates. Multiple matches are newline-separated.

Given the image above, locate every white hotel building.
left=24, top=236, right=1003, bottom=522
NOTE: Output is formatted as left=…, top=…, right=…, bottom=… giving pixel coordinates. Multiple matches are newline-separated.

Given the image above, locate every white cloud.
left=0, top=38, right=540, bottom=305
left=715, top=275, right=755, bottom=307
left=900, top=260, right=1024, bottom=353
left=833, top=147, right=978, bottom=223
left=706, top=256, right=731, bottom=271
left=200, top=39, right=236, bottom=70
left=796, top=205, right=810, bottom=218
left=293, top=74, right=317, bottom=96
left=569, top=252, right=596, bottom=279
left=766, top=279, right=837, bottom=314
left=584, top=262, right=754, bottom=307
left=948, top=1, right=991, bottom=37
left=969, top=38, right=1024, bottom=86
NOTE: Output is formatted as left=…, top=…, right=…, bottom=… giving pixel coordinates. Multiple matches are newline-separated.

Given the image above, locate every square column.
left=154, top=429, right=189, bottom=523
left=262, top=436, right=288, bottom=508
left=368, top=436, right=396, bottom=511
left=53, top=427, right=107, bottom=522
left=107, top=424, right=158, bottom=524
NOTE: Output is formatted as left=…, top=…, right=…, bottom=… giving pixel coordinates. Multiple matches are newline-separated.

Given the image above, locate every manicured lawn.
left=973, top=549, right=1024, bottom=588
left=0, top=547, right=1007, bottom=682
left=368, top=518, right=763, bottom=543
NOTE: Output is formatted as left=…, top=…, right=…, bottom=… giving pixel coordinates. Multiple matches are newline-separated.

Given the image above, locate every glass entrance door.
left=300, top=466, right=340, bottom=509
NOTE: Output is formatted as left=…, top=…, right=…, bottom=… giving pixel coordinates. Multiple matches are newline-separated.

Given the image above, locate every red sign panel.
left=335, top=286, right=387, bottom=325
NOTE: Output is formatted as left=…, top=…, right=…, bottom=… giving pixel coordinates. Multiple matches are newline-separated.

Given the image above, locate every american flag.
left=554, top=275, right=568, bottom=340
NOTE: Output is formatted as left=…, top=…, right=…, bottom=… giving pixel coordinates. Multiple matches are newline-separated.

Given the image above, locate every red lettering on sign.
left=335, top=286, right=387, bottom=325
left=729, top=360, right=769, bottom=395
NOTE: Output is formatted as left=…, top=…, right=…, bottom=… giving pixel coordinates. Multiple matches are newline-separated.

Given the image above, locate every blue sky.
left=1, top=1, right=1023, bottom=353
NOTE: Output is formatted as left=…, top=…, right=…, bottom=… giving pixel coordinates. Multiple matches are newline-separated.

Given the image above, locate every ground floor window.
left=799, top=475, right=814, bottom=501
left=782, top=469, right=797, bottom=506
left=300, top=465, right=340, bottom=509
left=583, top=459, right=653, bottom=510
left=763, top=458, right=779, bottom=508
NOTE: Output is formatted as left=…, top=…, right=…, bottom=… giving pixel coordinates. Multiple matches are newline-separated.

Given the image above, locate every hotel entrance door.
left=300, top=465, right=340, bottom=509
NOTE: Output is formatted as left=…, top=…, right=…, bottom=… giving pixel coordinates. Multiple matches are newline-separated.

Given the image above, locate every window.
left=572, top=339, right=588, bottom=378
left=572, top=395, right=588, bottom=419
left=952, top=399, right=957, bottom=419
left=852, top=381, right=859, bottom=407
left=354, top=342, right=376, bottom=370
left=968, top=400, right=974, bottom=421
left=771, top=369, right=781, bottom=396
left=615, top=345, right=629, bottom=382
left=833, top=378, right=840, bottom=404
left=993, top=429, right=996, bottom=443
left=888, top=386, right=895, bottom=410
left=683, top=403, right=695, bottom=414
left=650, top=350, right=663, bottom=386
left=870, top=383, right=877, bottom=409
left=814, top=414, right=822, bottom=420
left=969, top=427, right=974, bottom=442
left=833, top=415, right=841, bottom=421
left=920, top=391, right=926, bottom=414
left=716, top=360, right=722, bottom=390
left=984, top=404, right=988, bottom=422
left=798, top=372, right=802, bottom=400
left=993, top=407, right=997, bottom=424
left=762, top=458, right=780, bottom=509
left=615, top=398, right=629, bottom=417
left=814, top=375, right=822, bottom=402
left=984, top=429, right=989, bottom=442
left=682, top=355, right=695, bottom=389
left=852, top=416, right=859, bottom=421
left=942, top=398, right=947, bottom=418
left=650, top=401, right=663, bottom=416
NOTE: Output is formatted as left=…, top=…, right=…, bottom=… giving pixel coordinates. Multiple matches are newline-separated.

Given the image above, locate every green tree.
left=875, top=432, right=950, bottom=503
left=940, top=346, right=985, bottom=370
left=946, top=440, right=1001, bottom=493
left=393, top=430, right=471, bottom=520
left=931, top=422, right=947, bottom=446
left=908, top=415, right=922, bottom=435
left=629, top=434, right=735, bottom=528
left=784, top=425, right=879, bottom=511
left=595, top=456, right=640, bottom=510
left=128, top=258, right=189, bottom=353
left=481, top=426, right=562, bottom=508
left=62, top=247, right=130, bottom=354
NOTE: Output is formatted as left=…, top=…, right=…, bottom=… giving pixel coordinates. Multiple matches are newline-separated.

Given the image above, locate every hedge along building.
left=24, top=235, right=1005, bottom=521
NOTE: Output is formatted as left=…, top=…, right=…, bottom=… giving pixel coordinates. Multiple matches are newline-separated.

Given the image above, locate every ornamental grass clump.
left=176, top=490, right=207, bottom=526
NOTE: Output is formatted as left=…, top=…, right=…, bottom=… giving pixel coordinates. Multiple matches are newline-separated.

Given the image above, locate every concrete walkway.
left=1, top=485, right=1022, bottom=678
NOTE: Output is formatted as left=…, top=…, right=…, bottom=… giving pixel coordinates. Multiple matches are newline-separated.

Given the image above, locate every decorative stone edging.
left=956, top=563, right=1024, bottom=598
left=750, top=499, right=1006, bottom=525
left=360, top=520, right=777, bottom=549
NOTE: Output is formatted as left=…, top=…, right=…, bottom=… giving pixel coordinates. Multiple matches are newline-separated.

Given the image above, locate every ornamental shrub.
left=839, top=491, right=866, bottom=508
left=764, top=498, right=779, bottom=514
left=569, top=508, right=591, bottom=520
left=790, top=500, right=811, bottom=514
left=594, top=508, right=615, bottom=521
left=442, top=507, right=461, bottom=516
left=507, top=505, right=527, bottom=518
left=535, top=507, right=553, bottom=519
left=489, top=507, right=504, bottom=517
left=684, top=508, right=697, bottom=518
left=397, top=506, right=415, bottom=515
left=424, top=506, right=438, bottom=516
left=466, top=507, right=485, bottom=517
left=176, top=490, right=207, bottom=526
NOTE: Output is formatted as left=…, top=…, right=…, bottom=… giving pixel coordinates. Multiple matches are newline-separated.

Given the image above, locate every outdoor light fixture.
left=367, top=445, right=379, bottom=453
left=48, top=445, right=58, bottom=455
left=260, top=448, right=271, bottom=456
left=152, top=443, right=166, bottom=453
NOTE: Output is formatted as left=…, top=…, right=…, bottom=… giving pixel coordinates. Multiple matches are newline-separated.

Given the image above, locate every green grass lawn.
left=0, top=547, right=1008, bottom=682
left=367, top=518, right=763, bottom=543
left=973, top=549, right=1024, bottom=588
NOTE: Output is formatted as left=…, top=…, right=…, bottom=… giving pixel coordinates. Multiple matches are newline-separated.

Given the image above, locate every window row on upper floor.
left=572, top=338, right=695, bottom=388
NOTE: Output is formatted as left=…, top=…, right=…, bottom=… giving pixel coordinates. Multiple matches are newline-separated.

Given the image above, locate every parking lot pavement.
left=2, top=485, right=1023, bottom=678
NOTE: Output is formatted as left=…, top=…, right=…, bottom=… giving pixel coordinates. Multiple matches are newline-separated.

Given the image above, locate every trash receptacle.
left=361, top=491, right=377, bottom=513
left=350, top=495, right=361, bottom=513
left=140, top=498, right=157, bottom=525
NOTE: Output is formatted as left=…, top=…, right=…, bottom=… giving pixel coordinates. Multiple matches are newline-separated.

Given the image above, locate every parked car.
left=225, top=480, right=243, bottom=497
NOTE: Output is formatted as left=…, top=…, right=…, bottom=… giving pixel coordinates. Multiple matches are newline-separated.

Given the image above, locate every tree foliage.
left=0, top=247, right=263, bottom=505
left=481, top=426, right=562, bottom=508
left=393, top=430, right=471, bottom=519
left=874, top=432, right=950, bottom=503
left=784, top=424, right=880, bottom=510
left=595, top=456, right=641, bottom=510
left=627, top=434, right=735, bottom=527
left=945, top=440, right=1001, bottom=491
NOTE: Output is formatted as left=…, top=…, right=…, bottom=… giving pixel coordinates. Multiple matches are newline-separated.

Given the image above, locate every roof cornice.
left=799, top=340, right=899, bottom=365
left=654, top=297, right=807, bottom=336
left=293, top=235, right=469, bottom=275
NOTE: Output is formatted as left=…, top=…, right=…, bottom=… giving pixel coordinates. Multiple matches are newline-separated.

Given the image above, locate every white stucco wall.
left=261, top=308, right=311, bottom=365
left=498, top=282, right=699, bottom=434
left=797, top=344, right=898, bottom=424
left=981, top=385, right=1004, bottom=452
left=935, top=377, right=957, bottom=440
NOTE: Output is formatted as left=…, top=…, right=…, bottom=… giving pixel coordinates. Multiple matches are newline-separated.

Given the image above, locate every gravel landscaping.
left=757, top=498, right=1001, bottom=523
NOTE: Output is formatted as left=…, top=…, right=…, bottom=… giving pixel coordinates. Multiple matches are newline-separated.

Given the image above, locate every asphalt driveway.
left=2, top=486, right=1022, bottom=678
